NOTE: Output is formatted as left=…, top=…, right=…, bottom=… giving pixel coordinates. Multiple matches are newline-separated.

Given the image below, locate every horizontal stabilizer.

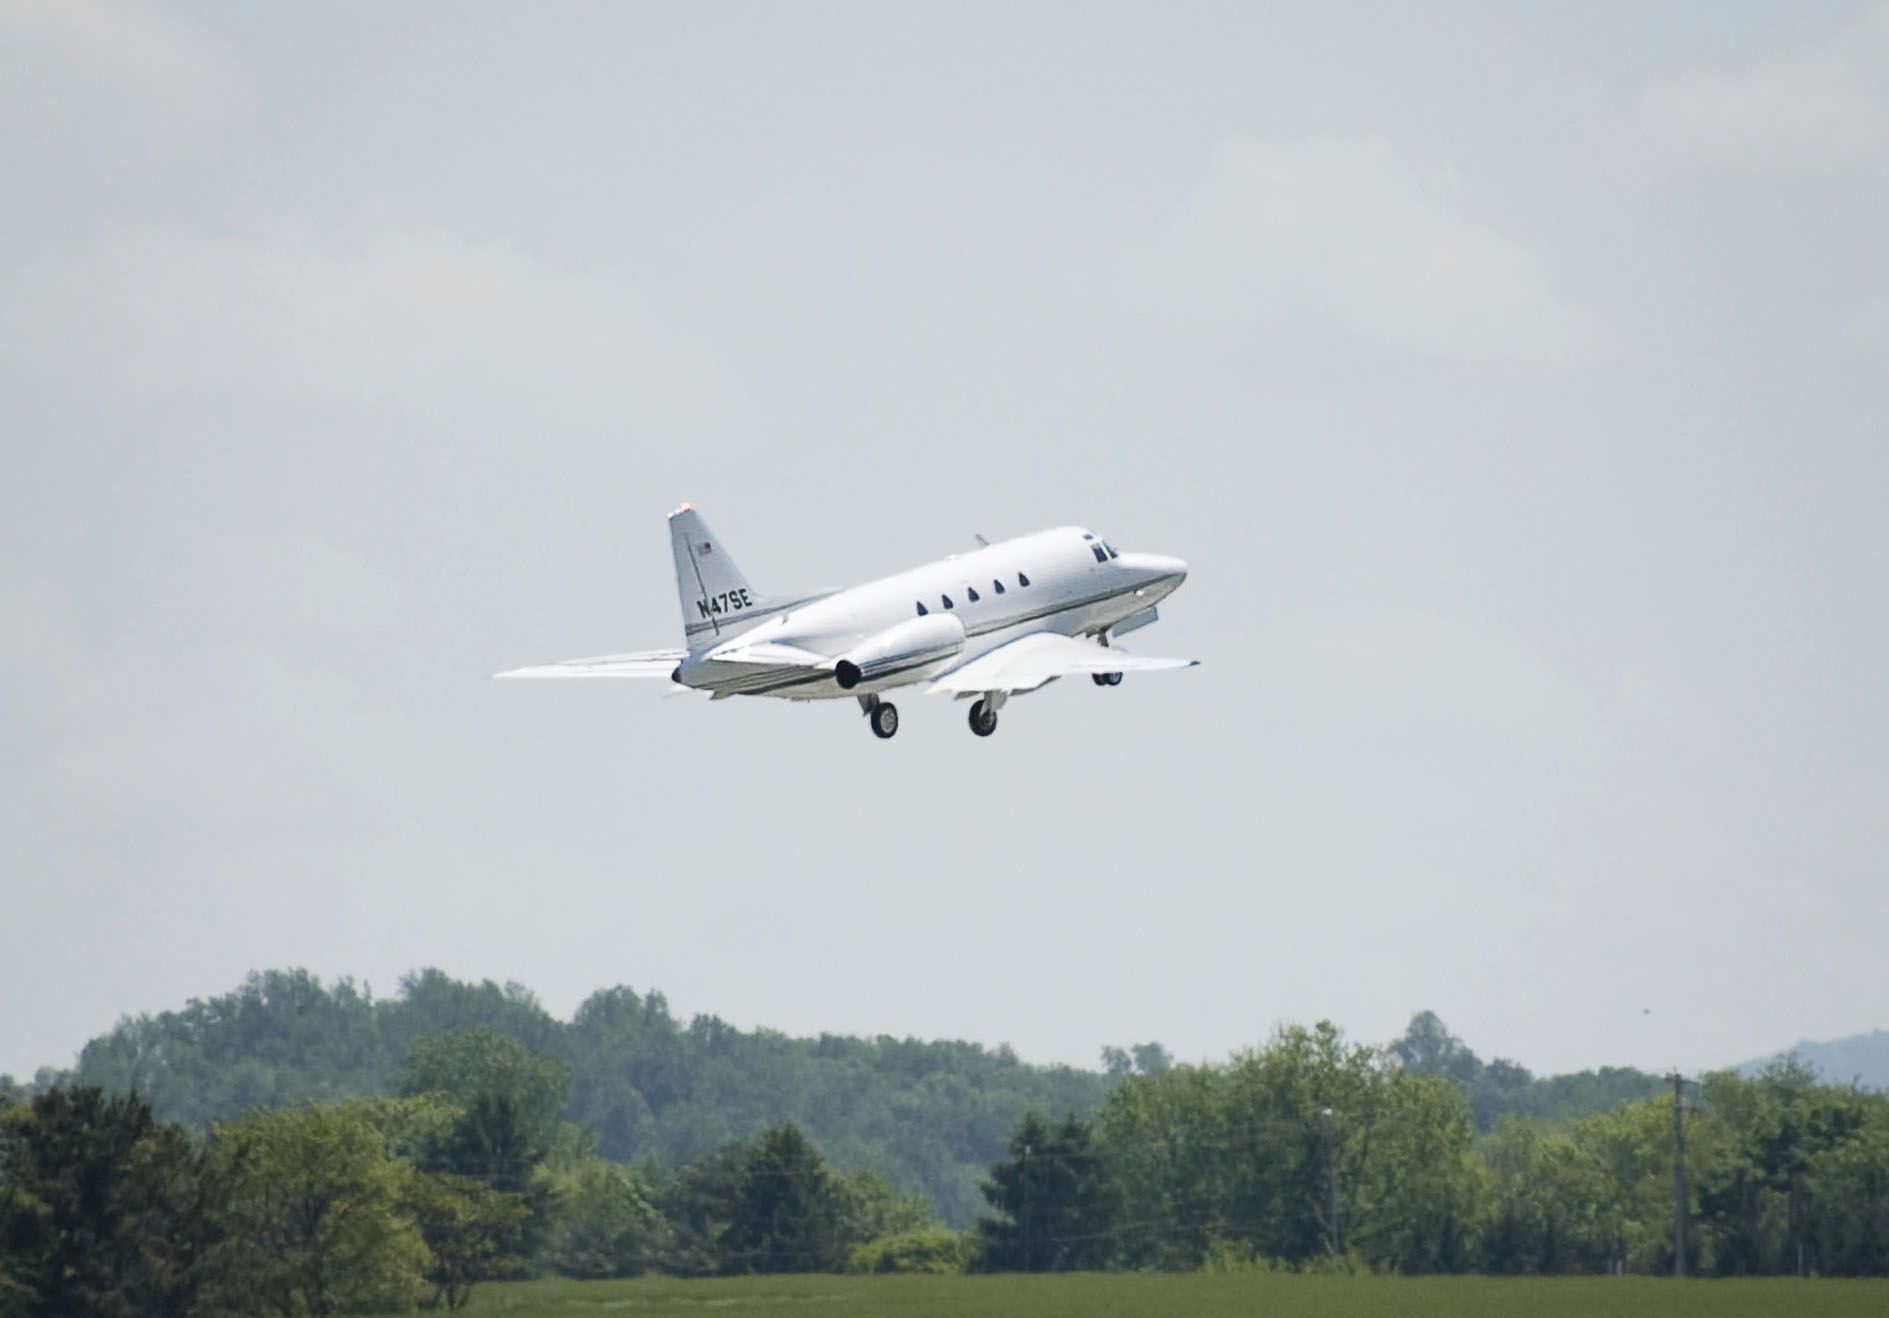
left=495, top=649, right=685, bottom=679
left=929, top=632, right=1196, bottom=695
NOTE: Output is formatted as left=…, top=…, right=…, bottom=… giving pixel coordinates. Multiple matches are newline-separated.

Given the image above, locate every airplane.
left=497, top=504, right=1196, bottom=739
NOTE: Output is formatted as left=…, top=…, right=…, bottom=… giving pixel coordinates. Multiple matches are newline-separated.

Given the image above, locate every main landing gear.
left=1091, top=671, right=1123, bottom=686
left=969, top=698, right=999, bottom=737
left=859, top=694, right=899, bottom=740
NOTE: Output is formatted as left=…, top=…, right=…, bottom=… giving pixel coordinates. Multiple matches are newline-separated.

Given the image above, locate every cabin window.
left=1092, top=544, right=1108, bottom=563
left=993, top=579, right=1005, bottom=595
left=967, top=586, right=980, bottom=602
left=1018, top=572, right=1030, bottom=587
left=942, top=595, right=954, bottom=609
left=916, top=601, right=928, bottom=616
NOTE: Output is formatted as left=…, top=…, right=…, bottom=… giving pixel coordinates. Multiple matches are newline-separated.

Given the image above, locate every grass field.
left=466, top=1272, right=1889, bottom=1317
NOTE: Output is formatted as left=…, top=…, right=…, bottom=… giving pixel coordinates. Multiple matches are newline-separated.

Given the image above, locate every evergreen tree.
left=721, top=1125, right=848, bottom=1273
left=975, top=1111, right=1119, bottom=1272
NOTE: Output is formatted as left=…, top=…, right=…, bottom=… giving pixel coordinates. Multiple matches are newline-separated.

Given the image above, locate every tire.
left=871, top=703, right=899, bottom=739
left=1105, top=671, right=1123, bottom=686
left=968, top=699, right=998, bottom=737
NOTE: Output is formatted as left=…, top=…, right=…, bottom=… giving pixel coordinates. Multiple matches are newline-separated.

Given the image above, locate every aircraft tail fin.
left=669, top=504, right=796, bottom=650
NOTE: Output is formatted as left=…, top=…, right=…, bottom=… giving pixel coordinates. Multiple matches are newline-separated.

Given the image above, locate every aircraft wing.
left=495, top=649, right=686, bottom=679
left=929, top=632, right=1197, bottom=695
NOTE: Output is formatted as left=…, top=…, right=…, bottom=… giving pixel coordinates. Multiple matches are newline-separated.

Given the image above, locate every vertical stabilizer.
left=669, top=505, right=770, bottom=650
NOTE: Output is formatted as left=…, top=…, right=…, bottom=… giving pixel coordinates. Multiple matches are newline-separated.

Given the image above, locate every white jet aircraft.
left=498, top=505, right=1196, bottom=739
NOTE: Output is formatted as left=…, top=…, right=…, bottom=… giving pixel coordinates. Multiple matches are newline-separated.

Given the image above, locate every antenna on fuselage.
left=973, top=533, right=989, bottom=547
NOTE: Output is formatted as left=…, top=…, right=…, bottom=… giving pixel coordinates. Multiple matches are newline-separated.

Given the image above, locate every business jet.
left=498, top=505, right=1196, bottom=739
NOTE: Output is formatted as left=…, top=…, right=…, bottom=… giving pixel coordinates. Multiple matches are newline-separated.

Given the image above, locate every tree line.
left=6, top=1013, right=1887, bottom=1315
left=2, top=970, right=1674, bottom=1230
left=978, top=1022, right=1889, bottom=1278
left=7, top=969, right=1107, bottom=1226
left=0, top=1027, right=947, bottom=1315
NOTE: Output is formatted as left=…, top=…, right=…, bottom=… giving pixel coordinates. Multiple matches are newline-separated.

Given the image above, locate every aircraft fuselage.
left=678, top=526, right=1187, bottom=700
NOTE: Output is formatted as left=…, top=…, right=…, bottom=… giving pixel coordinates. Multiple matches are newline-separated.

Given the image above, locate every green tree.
left=213, top=1102, right=425, bottom=1316
left=0, top=1087, right=231, bottom=1318
left=721, top=1124, right=848, bottom=1273
left=405, top=1172, right=526, bottom=1310
left=835, top=1166, right=933, bottom=1244
left=541, top=1160, right=670, bottom=1278
left=1, top=1087, right=153, bottom=1316
left=1806, top=1113, right=1889, bottom=1275
left=1478, top=1117, right=1610, bottom=1274
left=1219, top=1022, right=1381, bottom=1265
left=399, top=1027, right=571, bottom=1272
left=1565, top=1094, right=1705, bottom=1274
left=398, top=1028, right=571, bottom=1183
left=1095, top=1064, right=1232, bottom=1269
left=974, top=1111, right=1120, bottom=1272
left=1346, top=1072, right=1484, bottom=1273
left=1696, top=1060, right=1870, bottom=1276
left=1387, top=1012, right=1658, bottom=1132
left=653, top=1142, right=747, bottom=1276
left=1390, top=1012, right=1483, bottom=1086
left=847, top=1227, right=967, bottom=1274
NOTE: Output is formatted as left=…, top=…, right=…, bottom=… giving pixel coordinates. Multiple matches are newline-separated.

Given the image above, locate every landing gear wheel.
left=870, top=702, right=899, bottom=740
left=1092, top=671, right=1123, bottom=686
left=968, top=699, right=998, bottom=738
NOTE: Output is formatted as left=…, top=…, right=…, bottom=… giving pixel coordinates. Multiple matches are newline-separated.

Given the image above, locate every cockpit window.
left=1092, top=543, right=1108, bottom=563
left=1103, top=542, right=1119, bottom=559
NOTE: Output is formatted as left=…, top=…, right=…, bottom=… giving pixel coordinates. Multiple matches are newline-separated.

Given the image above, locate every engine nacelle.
left=833, top=614, right=966, bottom=689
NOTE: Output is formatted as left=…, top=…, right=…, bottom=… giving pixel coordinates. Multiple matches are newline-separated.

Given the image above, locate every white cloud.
left=0, top=227, right=749, bottom=432
left=1124, top=137, right=1593, bottom=363
left=0, top=0, right=247, bottom=152
left=1638, top=7, right=1889, bottom=172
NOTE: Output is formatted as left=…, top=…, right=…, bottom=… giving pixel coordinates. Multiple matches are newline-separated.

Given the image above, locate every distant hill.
left=1736, top=1029, right=1889, bottom=1089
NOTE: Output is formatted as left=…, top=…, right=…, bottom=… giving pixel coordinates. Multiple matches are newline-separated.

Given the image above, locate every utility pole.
left=1669, top=1073, right=1688, bottom=1278
left=1021, top=1143, right=1031, bottom=1272
left=1322, top=1106, right=1341, bottom=1256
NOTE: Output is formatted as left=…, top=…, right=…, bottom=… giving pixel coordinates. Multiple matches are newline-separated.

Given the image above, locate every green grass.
left=466, top=1272, right=1889, bottom=1318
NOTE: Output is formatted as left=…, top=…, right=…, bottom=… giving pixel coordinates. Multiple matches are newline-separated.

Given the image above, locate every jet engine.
left=833, top=614, right=966, bottom=689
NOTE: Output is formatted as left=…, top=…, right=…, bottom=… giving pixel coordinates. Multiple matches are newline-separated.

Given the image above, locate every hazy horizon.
left=4, top=3, right=1885, bottom=1084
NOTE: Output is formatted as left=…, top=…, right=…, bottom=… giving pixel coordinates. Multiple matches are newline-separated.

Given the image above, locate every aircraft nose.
left=1150, top=553, right=1187, bottom=583
left=1117, top=551, right=1188, bottom=590
left=1123, top=552, right=1186, bottom=579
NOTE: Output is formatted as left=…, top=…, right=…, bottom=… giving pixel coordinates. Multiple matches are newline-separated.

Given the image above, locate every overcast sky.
left=4, top=2, right=1886, bottom=1083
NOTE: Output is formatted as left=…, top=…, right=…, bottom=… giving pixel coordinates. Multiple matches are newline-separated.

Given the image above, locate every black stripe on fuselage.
left=715, top=652, right=944, bottom=697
